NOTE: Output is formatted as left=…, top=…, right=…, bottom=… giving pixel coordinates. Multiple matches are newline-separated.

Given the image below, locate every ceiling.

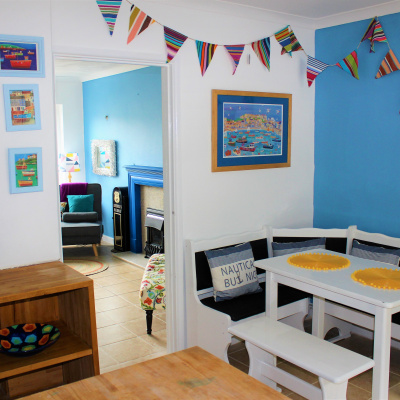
left=212, top=0, right=397, bottom=19
left=54, top=59, right=147, bottom=82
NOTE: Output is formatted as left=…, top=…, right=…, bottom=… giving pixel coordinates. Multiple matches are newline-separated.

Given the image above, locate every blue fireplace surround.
left=125, top=165, right=163, bottom=253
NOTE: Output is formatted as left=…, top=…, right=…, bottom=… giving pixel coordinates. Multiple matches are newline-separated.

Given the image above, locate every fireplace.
left=144, top=208, right=164, bottom=258
left=125, top=165, right=163, bottom=253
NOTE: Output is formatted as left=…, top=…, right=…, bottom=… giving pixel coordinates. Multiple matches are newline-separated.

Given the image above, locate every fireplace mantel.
left=125, top=165, right=163, bottom=253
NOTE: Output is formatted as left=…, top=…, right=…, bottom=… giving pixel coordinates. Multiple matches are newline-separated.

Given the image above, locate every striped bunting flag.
left=251, top=37, right=271, bottom=71
left=281, top=31, right=303, bottom=56
left=306, top=56, right=330, bottom=87
left=127, top=4, right=155, bottom=44
left=274, top=26, right=292, bottom=53
left=96, top=0, right=122, bottom=36
left=164, top=27, right=188, bottom=63
left=225, top=45, right=245, bottom=74
left=376, top=49, right=400, bottom=79
left=361, top=17, right=388, bottom=53
left=196, top=41, right=218, bottom=76
left=336, top=50, right=359, bottom=80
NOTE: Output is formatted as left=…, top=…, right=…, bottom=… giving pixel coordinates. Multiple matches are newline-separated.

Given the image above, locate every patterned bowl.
left=0, top=323, right=61, bottom=356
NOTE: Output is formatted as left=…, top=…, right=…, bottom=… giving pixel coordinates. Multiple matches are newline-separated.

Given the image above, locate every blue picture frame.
left=8, top=147, right=43, bottom=194
left=0, top=35, right=45, bottom=77
left=3, top=84, right=41, bottom=131
left=212, top=90, right=291, bottom=172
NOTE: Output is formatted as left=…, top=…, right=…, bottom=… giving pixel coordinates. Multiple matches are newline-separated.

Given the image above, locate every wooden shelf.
left=0, top=261, right=99, bottom=398
left=0, top=321, right=92, bottom=380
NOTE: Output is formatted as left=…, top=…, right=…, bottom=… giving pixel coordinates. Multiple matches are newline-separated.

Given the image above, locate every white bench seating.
left=185, top=227, right=310, bottom=361
left=229, top=317, right=374, bottom=400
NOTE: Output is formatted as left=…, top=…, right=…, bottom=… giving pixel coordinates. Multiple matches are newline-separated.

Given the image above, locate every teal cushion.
left=67, top=194, right=94, bottom=213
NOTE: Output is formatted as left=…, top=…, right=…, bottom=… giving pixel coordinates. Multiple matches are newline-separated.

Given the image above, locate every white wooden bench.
left=229, top=317, right=374, bottom=400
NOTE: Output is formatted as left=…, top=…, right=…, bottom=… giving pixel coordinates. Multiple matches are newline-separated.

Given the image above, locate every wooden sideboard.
left=0, top=261, right=99, bottom=399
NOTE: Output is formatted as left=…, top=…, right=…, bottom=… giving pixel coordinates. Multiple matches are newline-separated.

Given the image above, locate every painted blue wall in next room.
left=314, top=13, right=400, bottom=237
left=83, top=67, right=162, bottom=239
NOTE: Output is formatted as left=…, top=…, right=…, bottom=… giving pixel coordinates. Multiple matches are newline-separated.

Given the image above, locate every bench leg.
left=92, top=244, right=98, bottom=257
left=146, top=310, right=153, bottom=335
left=319, top=377, right=347, bottom=400
left=246, top=342, right=279, bottom=391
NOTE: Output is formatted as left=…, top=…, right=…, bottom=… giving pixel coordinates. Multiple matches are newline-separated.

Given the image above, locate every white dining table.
left=254, top=249, right=400, bottom=400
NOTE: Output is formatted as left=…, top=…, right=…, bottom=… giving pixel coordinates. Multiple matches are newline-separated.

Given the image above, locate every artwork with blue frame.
left=3, top=84, right=41, bottom=131
left=0, top=35, right=45, bottom=77
left=8, top=147, right=43, bottom=194
left=212, top=90, right=291, bottom=172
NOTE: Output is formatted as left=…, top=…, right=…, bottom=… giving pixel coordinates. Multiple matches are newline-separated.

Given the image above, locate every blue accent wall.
left=314, top=13, right=400, bottom=237
left=83, top=67, right=162, bottom=239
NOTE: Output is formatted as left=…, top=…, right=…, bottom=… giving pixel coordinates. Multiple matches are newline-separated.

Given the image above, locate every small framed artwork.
left=0, top=35, right=45, bottom=77
left=212, top=89, right=292, bottom=172
left=91, top=139, right=117, bottom=176
left=3, top=84, right=41, bottom=131
left=8, top=147, right=43, bottom=194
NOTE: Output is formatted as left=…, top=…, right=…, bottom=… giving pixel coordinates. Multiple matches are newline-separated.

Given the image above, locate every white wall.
left=55, top=77, right=86, bottom=183
left=0, top=0, right=61, bottom=268
left=1, top=0, right=315, bottom=346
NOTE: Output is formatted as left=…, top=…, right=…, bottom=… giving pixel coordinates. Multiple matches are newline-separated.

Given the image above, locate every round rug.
left=65, top=259, right=108, bottom=276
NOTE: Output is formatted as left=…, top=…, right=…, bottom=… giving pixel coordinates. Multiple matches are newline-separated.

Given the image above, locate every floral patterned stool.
left=139, top=253, right=166, bottom=334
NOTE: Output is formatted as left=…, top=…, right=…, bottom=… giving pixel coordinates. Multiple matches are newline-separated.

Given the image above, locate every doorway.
left=54, top=56, right=174, bottom=372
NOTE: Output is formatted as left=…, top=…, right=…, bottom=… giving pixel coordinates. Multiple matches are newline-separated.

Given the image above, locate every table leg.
left=312, top=296, right=325, bottom=339
left=265, top=271, right=278, bottom=320
left=372, top=309, right=391, bottom=400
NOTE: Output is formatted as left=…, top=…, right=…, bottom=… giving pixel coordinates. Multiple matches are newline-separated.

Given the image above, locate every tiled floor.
left=228, top=328, right=400, bottom=400
left=63, top=243, right=167, bottom=374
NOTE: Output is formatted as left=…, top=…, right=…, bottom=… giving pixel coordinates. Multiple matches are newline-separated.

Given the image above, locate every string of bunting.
left=95, top=1, right=400, bottom=85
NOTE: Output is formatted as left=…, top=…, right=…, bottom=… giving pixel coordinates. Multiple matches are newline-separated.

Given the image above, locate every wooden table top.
left=23, top=346, right=288, bottom=399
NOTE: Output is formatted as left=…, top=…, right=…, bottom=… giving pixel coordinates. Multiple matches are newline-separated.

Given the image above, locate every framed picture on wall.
left=91, top=139, right=117, bottom=176
left=212, top=89, right=292, bottom=172
left=3, top=84, right=41, bottom=131
left=8, top=147, right=43, bottom=194
left=0, top=35, right=45, bottom=77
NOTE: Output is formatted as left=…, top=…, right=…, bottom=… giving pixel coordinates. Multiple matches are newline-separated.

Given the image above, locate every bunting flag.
left=225, top=45, right=245, bottom=74
left=376, top=49, right=400, bottom=79
left=96, top=0, right=122, bottom=36
left=164, top=27, right=188, bottom=63
left=281, top=31, right=303, bottom=56
left=127, top=4, right=155, bottom=44
left=306, top=56, right=330, bottom=87
left=274, top=26, right=292, bottom=53
left=336, top=50, right=359, bottom=79
left=361, top=17, right=388, bottom=52
left=196, top=41, right=218, bottom=76
left=251, top=37, right=271, bottom=71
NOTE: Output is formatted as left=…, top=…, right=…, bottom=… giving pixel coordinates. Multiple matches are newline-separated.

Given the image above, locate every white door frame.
left=52, top=52, right=185, bottom=353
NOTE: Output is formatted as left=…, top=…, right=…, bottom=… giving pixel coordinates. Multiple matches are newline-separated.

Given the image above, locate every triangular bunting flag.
left=281, top=31, right=303, bottom=56
left=361, top=17, right=388, bottom=52
left=251, top=38, right=271, bottom=71
left=96, top=0, right=122, bottom=36
left=127, top=4, right=155, bottom=44
left=196, top=41, right=218, bottom=76
left=376, top=49, right=400, bottom=78
left=361, top=17, right=377, bottom=42
left=164, top=27, right=188, bottom=63
left=274, top=26, right=292, bottom=53
left=336, top=50, right=359, bottom=79
left=306, top=56, right=330, bottom=87
left=225, top=45, right=245, bottom=74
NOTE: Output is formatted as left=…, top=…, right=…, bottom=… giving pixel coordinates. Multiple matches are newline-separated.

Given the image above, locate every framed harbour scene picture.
left=212, top=90, right=291, bottom=172
left=3, top=84, right=41, bottom=131
left=8, top=147, right=43, bottom=194
left=0, top=35, right=45, bottom=77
